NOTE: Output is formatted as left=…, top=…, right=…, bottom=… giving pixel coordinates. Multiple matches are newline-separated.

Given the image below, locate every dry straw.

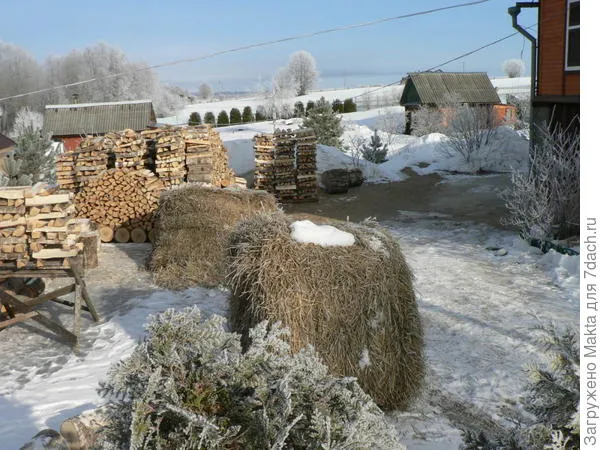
left=149, top=184, right=278, bottom=289
left=226, top=210, right=424, bottom=409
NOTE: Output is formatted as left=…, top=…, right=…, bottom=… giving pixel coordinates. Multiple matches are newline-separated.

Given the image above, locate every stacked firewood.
left=74, top=169, right=165, bottom=243
left=112, top=129, right=148, bottom=171
left=154, top=131, right=186, bottom=187
left=73, top=136, right=111, bottom=188
left=293, top=129, right=318, bottom=202
left=272, top=129, right=297, bottom=202
left=55, top=153, right=77, bottom=190
left=0, top=184, right=85, bottom=269
left=253, top=134, right=275, bottom=192
left=182, top=125, right=219, bottom=184
left=253, top=129, right=318, bottom=203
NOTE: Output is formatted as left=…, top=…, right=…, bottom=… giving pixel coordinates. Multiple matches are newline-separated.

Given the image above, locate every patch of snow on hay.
left=367, top=235, right=389, bottom=256
left=290, top=220, right=355, bottom=247
left=359, top=348, right=371, bottom=369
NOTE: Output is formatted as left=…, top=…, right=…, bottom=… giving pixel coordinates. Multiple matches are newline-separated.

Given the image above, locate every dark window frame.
left=565, top=0, right=580, bottom=70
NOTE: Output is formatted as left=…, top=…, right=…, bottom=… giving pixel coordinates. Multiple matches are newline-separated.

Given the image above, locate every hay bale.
left=321, top=168, right=349, bottom=194
left=149, top=184, right=278, bottom=289
left=226, top=211, right=424, bottom=409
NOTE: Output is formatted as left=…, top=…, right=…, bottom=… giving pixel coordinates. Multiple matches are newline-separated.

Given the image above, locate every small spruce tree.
left=293, top=101, right=305, bottom=117
left=332, top=98, right=344, bottom=114
left=344, top=98, right=358, bottom=113
left=11, top=122, right=55, bottom=183
left=361, top=130, right=388, bottom=163
left=242, top=106, right=253, bottom=123
left=306, top=100, right=315, bottom=114
left=301, top=97, right=344, bottom=148
left=95, top=307, right=405, bottom=449
left=204, top=111, right=216, bottom=125
left=216, top=110, right=229, bottom=127
left=188, top=111, right=202, bottom=126
left=229, top=108, right=242, bottom=125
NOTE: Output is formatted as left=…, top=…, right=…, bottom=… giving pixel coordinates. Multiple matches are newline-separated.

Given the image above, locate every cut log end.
left=130, top=227, right=147, bottom=243
left=114, top=227, right=130, bottom=243
left=99, top=226, right=114, bottom=243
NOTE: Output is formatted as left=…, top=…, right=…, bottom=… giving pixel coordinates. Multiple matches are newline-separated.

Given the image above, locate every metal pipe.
left=508, top=2, right=539, bottom=153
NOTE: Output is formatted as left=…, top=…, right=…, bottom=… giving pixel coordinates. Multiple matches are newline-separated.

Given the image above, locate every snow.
left=1, top=77, right=579, bottom=450
left=359, top=348, right=371, bottom=369
left=290, top=220, right=355, bottom=247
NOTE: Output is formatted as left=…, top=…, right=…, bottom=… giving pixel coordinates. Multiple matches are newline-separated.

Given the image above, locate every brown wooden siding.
left=538, top=0, right=580, bottom=97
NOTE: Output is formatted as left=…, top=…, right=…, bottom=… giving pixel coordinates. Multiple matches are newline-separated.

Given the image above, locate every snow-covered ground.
left=0, top=216, right=578, bottom=449
left=1, top=78, right=578, bottom=450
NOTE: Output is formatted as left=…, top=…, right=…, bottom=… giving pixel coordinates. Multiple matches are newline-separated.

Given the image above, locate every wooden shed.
left=44, top=100, right=157, bottom=151
left=400, top=72, right=501, bottom=134
left=0, top=133, right=16, bottom=158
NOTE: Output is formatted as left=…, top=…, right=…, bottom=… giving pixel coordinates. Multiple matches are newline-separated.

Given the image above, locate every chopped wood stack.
left=253, top=129, right=318, bottom=203
left=74, top=169, right=165, bottom=243
left=272, top=129, right=297, bottom=202
left=1, top=184, right=85, bottom=269
left=253, top=134, right=275, bottom=192
left=293, top=129, right=318, bottom=202
left=55, top=153, right=77, bottom=190
left=111, top=129, right=149, bottom=171
left=74, top=136, right=111, bottom=188
left=154, top=131, right=186, bottom=187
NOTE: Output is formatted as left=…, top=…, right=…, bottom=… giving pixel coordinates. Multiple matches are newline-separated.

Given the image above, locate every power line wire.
left=0, top=0, right=489, bottom=103
left=351, top=23, right=537, bottom=101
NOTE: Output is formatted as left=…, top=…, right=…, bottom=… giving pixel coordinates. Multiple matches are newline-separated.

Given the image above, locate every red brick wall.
left=56, top=136, right=83, bottom=152
left=538, top=0, right=580, bottom=96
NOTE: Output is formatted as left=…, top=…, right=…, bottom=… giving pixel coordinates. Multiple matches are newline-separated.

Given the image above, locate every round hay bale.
left=321, top=168, right=349, bottom=194
left=149, top=184, right=278, bottom=289
left=226, top=211, right=424, bottom=410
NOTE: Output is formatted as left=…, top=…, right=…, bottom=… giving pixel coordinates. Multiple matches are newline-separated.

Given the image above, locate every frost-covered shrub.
left=461, top=323, right=580, bottom=450
left=96, top=307, right=405, bottom=449
left=502, top=118, right=579, bottom=240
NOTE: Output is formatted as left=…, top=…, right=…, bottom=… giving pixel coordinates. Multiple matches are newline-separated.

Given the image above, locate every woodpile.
left=0, top=184, right=85, bottom=269
left=74, top=169, right=165, bottom=243
left=153, top=131, right=186, bottom=187
left=111, top=129, right=149, bottom=171
left=253, top=134, right=275, bottom=192
left=294, top=129, right=318, bottom=202
left=253, top=129, right=318, bottom=203
left=55, top=125, right=242, bottom=242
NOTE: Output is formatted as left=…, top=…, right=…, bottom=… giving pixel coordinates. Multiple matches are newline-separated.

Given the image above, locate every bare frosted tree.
left=0, top=42, right=45, bottom=132
left=502, top=59, right=526, bottom=78
left=376, top=108, right=404, bottom=147
left=502, top=118, right=580, bottom=240
left=443, top=102, right=498, bottom=168
left=286, top=50, right=318, bottom=95
left=342, top=128, right=367, bottom=168
left=198, top=83, right=213, bottom=100
left=410, top=106, right=445, bottom=136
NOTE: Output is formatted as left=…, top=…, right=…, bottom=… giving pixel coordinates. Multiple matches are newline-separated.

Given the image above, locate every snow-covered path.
left=0, top=217, right=579, bottom=449
left=386, top=217, right=579, bottom=448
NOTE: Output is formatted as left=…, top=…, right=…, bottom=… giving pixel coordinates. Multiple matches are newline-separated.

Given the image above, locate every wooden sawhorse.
left=0, top=258, right=100, bottom=346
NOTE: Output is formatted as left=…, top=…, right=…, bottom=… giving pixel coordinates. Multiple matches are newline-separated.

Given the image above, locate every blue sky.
left=3, top=0, right=538, bottom=92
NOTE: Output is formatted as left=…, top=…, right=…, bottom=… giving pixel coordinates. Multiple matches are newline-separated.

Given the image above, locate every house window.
left=565, top=0, right=580, bottom=70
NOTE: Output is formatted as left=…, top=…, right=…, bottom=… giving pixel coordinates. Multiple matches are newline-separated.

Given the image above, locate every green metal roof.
left=44, top=100, right=156, bottom=136
left=400, top=72, right=500, bottom=106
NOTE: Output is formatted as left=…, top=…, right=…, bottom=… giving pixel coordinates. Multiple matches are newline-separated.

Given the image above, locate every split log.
left=79, top=231, right=99, bottom=269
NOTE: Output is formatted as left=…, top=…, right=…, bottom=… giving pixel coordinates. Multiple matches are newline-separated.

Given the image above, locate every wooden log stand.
left=0, top=257, right=100, bottom=346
